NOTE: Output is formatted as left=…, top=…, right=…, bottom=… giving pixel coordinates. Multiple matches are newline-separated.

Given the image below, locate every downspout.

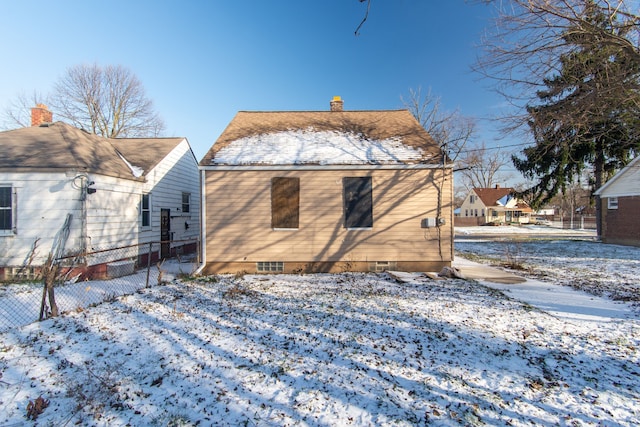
left=194, top=168, right=207, bottom=275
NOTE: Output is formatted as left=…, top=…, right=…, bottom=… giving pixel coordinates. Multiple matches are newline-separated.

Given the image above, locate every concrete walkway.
left=452, top=257, right=636, bottom=321
left=452, top=258, right=526, bottom=284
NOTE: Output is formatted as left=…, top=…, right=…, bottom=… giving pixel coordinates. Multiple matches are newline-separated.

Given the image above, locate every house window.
left=607, top=197, right=618, bottom=210
left=492, top=210, right=497, bottom=217
left=0, top=186, right=13, bottom=232
left=141, top=193, right=151, bottom=227
left=470, top=195, right=476, bottom=204
left=474, top=209, right=478, bottom=217
left=343, top=177, right=373, bottom=228
left=271, top=177, right=299, bottom=229
left=182, top=192, right=190, bottom=213
left=465, top=209, right=468, bottom=217
left=481, top=209, right=485, bottom=217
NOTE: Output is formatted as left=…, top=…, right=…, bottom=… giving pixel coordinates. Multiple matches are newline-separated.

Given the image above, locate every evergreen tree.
left=513, top=1, right=640, bottom=233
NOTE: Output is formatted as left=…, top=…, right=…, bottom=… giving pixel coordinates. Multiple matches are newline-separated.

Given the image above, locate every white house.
left=0, top=105, right=200, bottom=280
left=458, top=185, right=532, bottom=225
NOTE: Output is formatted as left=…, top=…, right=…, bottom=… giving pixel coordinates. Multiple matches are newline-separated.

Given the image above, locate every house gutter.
left=194, top=168, right=207, bottom=275
left=199, top=163, right=453, bottom=171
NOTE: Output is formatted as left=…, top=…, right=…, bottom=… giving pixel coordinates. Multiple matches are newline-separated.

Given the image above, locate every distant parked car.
left=533, top=217, right=552, bottom=226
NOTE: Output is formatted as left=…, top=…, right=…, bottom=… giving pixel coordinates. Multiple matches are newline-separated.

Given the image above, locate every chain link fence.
left=0, top=239, right=199, bottom=333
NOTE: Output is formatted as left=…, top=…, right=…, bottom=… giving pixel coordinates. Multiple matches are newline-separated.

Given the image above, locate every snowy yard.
left=455, top=228, right=640, bottom=308
left=0, top=233, right=639, bottom=426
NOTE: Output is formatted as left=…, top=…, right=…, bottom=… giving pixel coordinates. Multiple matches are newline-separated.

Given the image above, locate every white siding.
left=596, top=157, right=640, bottom=198
left=85, top=174, right=141, bottom=251
left=1, top=139, right=200, bottom=269
left=0, top=171, right=85, bottom=266
left=140, top=140, right=200, bottom=245
left=458, top=191, right=485, bottom=218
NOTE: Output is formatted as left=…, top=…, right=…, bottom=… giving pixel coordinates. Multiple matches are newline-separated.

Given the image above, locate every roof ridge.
left=236, top=109, right=409, bottom=113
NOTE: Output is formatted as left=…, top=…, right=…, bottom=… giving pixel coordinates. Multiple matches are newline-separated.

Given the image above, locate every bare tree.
left=49, top=64, right=165, bottom=138
left=475, top=0, right=640, bottom=133
left=401, top=87, right=514, bottom=194
left=457, top=141, right=512, bottom=190
left=1, top=91, right=48, bottom=129
left=401, top=87, right=476, bottom=163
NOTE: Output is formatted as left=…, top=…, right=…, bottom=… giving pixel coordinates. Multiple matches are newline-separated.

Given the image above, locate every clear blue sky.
left=0, top=0, right=513, bottom=165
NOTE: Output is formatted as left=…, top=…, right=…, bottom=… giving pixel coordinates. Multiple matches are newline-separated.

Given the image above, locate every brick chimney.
left=31, top=104, right=53, bottom=127
left=330, top=96, right=344, bottom=112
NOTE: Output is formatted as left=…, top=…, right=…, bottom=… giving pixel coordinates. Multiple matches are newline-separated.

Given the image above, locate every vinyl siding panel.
left=0, top=139, right=201, bottom=269
left=0, top=171, right=84, bottom=266
left=140, top=140, right=201, bottom=245
left=203, top=168, right=452, bottom=272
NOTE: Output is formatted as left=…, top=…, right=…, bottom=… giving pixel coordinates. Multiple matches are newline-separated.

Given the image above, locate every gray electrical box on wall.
left=421, top=218, right=437, bottom=228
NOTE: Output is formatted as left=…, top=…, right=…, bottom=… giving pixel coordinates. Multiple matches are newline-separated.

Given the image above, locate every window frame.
left=181, top=192, right=191, bottom=213
left=141, top=193, right=151, bottom=228
left=271, top=177, right=300, bottom=230
left=607, top=197, right=619, bottom=210
left=0, top=185, right=14, bottom=234
left=343, top=176, right=373, bottom=229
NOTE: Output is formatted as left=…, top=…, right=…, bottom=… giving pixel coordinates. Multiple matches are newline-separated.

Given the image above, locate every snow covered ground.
left=0, top=233, right=639, bottom=426
left=455, top=230, right=640, bottom=310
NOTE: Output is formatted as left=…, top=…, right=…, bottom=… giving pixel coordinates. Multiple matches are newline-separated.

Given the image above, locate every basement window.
left=607, top=197, right=618, bottom=210
left=257, top=261, right=284, bottom=272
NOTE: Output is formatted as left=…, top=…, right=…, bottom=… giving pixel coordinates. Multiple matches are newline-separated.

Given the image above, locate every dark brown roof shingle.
left=0, top=122, right=185, bottom=180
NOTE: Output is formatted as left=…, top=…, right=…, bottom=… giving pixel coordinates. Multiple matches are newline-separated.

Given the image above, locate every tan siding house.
left=199, top=98, right=453, bottom=274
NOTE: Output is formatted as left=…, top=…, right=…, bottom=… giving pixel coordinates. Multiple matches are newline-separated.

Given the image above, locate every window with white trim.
left=182, top=192, right=191, bottom=213
left=0, top=186, right=13, bottom=232
left=607, top=197, right=618, bottom=210
left=141, top=193, right=151, bottom=227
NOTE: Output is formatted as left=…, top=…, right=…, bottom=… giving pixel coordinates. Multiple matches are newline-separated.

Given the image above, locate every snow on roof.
left=116, top=151, right=144, bottom=178
left=211, top=128, right=426, bottom=165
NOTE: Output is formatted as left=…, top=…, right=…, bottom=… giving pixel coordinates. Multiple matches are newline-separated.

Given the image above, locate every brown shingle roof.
left=0, top=122, right=185, bottom=180
left=199, top=109, right=442, bottom=166
left=474, top=187, right=515, bottom=207
left=473, top=187, right=532, bottom=212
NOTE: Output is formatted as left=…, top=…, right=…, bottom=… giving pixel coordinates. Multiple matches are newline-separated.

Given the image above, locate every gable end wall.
left=202, top=168, right=453, bottom=273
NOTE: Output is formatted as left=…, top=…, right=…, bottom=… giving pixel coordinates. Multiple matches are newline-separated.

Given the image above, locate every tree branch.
left=355, top=0, right=371, bottom=36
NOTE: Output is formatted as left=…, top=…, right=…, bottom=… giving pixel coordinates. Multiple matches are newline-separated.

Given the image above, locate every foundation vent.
left=370, top=261, right=397, bottom=272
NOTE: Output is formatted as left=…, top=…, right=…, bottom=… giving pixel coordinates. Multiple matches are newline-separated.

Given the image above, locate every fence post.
left=145, top=242, right=152, bottom=288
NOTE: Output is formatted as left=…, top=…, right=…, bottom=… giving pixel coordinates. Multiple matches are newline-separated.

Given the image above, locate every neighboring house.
left=0, top=105, right=200, bottom=280
left=594, top=156, right=640, bottom=246
left=459, top=185, right=532, bottom=225
left=198, top=97, right=453, bottom=274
